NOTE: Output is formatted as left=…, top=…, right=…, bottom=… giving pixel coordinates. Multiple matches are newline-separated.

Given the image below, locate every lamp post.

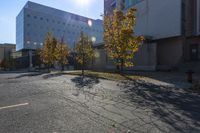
left=80, top=20, right=93, bottom=77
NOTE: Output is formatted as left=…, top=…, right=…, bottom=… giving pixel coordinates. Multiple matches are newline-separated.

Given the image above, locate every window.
left=40, top=17, right=43, bottom=20
left=58, top=21, right=60, bottom=24
left=63, top=22, right=65, bottom=25
left=27, top=14, right=30, bottom=18
left=52, top=20, right=55, bottom=23
left=34, top=16, right=37, bottom=19
left=46, top=19, right=49, bottom=22
left=125, top=0, right=143, bottom=9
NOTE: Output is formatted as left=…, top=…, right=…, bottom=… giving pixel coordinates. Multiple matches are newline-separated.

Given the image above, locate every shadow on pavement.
left=9, top=72, right=45, bottom=79
left=71, top=76, right=100, bottom=89
left=42, top=73, right=65, bottom=79
left=120, top=80, right=200, bottom=132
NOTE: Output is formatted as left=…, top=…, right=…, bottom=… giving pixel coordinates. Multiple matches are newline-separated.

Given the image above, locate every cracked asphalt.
left=0, top=72, right=200, bottom=133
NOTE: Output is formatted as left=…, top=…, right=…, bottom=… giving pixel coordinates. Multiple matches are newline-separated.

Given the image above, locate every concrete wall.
left=125, top=0, right=182, bottom=40
left=91, top=42, right=157, bottom=71
left=184, top=37, right=200, bottom=61
left=157, top=37, right=183, bottom=69
left=132, top=43, right=157, bottom=71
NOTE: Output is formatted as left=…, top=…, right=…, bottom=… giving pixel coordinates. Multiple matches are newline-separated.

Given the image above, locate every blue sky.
left=0, top=0, right=104, bottom=44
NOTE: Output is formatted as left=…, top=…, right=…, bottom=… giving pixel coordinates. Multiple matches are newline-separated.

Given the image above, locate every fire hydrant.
left=186, top=70, right=194, bottom=83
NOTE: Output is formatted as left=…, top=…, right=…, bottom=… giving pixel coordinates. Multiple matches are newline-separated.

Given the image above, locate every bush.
left=192, top=81, right=200, bottom=93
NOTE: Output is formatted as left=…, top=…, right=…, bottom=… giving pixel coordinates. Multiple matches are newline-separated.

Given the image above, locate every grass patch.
left=64, top=70, right=142, bottom=81
left=191, top=81, right=200, bottom=93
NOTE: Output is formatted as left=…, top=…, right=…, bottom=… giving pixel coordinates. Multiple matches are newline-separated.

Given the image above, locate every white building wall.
left=125, top=0, right=182, bottom=40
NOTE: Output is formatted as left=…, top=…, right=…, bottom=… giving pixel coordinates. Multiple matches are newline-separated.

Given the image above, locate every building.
left=16, top=1, right=103, bottom=51
left=104, top=0, right=117, bottom=15
left=98, top=0, right=200, bottom=71
left=0, top=43, right=16, bottom=62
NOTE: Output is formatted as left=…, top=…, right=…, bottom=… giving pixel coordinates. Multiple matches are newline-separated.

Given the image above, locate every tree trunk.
left=47, top=64, right=50, bottom=73
left=120, top=59, right=124, bottom=74
left=61, top=64, right=64, bottom=71
left=82, top=60, right=85, bottom=78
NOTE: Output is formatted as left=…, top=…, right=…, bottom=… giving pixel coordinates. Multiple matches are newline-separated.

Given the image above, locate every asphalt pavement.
left=0, top=72, right=200, bottom=133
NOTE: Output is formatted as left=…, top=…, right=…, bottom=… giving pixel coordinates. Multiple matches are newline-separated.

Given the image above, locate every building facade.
left=0, top=43, right=16, bottom=62
left=16, top=1, right=103, bottom=51
left=99, top=0, right=200, bottom=71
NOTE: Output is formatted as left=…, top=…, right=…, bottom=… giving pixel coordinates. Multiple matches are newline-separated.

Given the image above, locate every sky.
left=0, top=0, right=104, bottom=44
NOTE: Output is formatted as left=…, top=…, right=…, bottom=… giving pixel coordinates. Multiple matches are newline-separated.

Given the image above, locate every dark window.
left=40, top=17, right=43, bottom=20
left=190, top=44, right=199, bottom=61
left=46, top=19, right=49, bottom=22
left=27, top=14, right=30, bottom=17
left=34, top=16, right=37, bottom=19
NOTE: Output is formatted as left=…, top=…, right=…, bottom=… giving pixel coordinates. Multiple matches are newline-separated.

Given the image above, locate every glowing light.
left=91, top=36, right=96, bottom=43
left=88, top=20, right=92, bottom=27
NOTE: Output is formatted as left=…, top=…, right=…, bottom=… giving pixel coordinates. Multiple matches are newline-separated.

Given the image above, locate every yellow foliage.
left=104, top=8, right=144, bottom=70
left=55, top=40, right=70, bottom=65
left=75, top=32, right=94, bottom=66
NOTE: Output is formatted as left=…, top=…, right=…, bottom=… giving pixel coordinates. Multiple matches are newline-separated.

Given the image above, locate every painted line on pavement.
left=0, top=103, right=29, bottom=110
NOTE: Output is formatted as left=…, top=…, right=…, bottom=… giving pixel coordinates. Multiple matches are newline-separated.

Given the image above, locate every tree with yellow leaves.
left=104, top=8, right=144, bottom=72
left=40, top=32, right=57, bottom=72
left=75, top=32, right=94, bottom=76
left=55, top=38, right=70, bottom=71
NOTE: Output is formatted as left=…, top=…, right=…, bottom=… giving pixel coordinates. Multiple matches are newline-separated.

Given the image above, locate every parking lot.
left=0, top=72, right=200, bottom=133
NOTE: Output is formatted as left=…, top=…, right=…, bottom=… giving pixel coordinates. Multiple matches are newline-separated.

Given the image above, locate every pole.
left=29, top=50, right=33, bottom=71
left=61, top=36, right=64, bottom=71
left=81, top=31, right=84, bottom=77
